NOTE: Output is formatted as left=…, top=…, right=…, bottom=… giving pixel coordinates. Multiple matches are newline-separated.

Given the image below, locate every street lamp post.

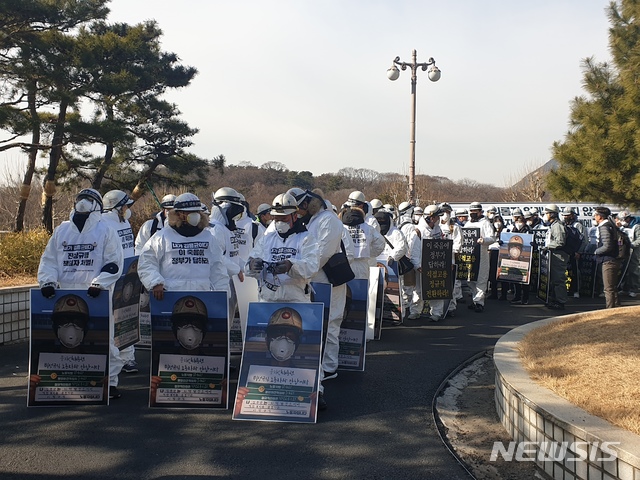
left=387, top=49, right=441, bottom=205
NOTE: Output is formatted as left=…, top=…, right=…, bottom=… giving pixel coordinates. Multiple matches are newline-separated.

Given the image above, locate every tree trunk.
left=15, top=80, right=41, bottom=232
left=91, top=104, right=114, bottom=190
left=42, top=97, right=69, bottom=233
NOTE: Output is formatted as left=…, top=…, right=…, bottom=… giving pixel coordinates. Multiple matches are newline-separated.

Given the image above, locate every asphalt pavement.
left=0, top=292, right=633, bottom=480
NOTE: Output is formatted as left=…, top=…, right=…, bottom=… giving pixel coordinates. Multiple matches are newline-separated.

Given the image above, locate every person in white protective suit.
left=340, top=205, right=385, bottom=280
left=286, top=188, right=348, bottom=411
left=134, top=194, right=176, bottom=254
left=102, top=190, right=139, bottom=374
left=37, top=188, right=124, bottom=399
left=137, top=192, right=230, bottom=299
left=374, top=208, right=408, bottom=324
left=417, top=204, right=447, bottom=321
left=438, top=202, right=463, bottom=317
left=234, top=193, right=266, bottom=264
left=463, top=201, right=496, bottom=313
left=396, top=202, right=423, bottom=319
left=245, top=193, right=319, bottom=303
left=346, top=190, right=381, bottom=232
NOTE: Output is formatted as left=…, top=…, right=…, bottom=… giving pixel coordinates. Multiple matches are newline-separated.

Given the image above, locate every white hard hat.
left=469, top=201, right=482, bottom=211
left=256, top=203, right=272, bottom=216
left=370, top=198, right=383, bottom=209
left=160, top=194, right=176, bottom=209
left=286, top=187, right=308, bottom=205
left=348, top=191, right=366, bottom=204
left=398, top=201, right=413, bottom=214
left=102, top=190, right=134, bottom=211
left=173, top=192, right=203, bottom=211
left=76, top=188, right=103, bottom=210
left=544, top=203, right=560, bottom=214
left=213, top=187, right=242, bottom=204
left=270, top=193, right=298, bottom=215
left=424, top=204, right=441, bottom=216
left=455, top=208, right=468, bottom=216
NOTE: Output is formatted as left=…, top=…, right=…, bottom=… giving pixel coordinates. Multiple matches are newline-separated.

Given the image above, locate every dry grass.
left=0, top=273, right=37, bottom=288
left=520, top=309, right=640, bottom=435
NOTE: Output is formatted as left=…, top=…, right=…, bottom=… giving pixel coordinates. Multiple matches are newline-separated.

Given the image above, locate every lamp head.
left=387, top=65, right=400, bottom=81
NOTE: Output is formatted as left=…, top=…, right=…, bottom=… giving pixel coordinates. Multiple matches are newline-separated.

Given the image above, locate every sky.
left=0, top=0, right=613, bottom=187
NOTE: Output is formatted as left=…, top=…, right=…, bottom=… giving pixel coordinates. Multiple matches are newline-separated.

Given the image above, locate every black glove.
left=273, top=260, right=292, bottom=274
left=248, top=258, right=264, bottom=272
left=387, top=257, right=395, bottom=266
left=41, top=285, right=56, bottom=299
left=87, top=285, right=102, bottom=298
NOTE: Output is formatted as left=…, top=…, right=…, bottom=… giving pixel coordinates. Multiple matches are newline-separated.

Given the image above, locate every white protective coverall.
left=135, top=211, right=167, bottom=255
left=343, top=218, right=385, bottom=280
left=418, top=220, right=446, bottom=318
left=463, top=216, right=495, bottom=306
left=246, top=226, right=319, bottom=302
left=398, top=214, right=423, bottom=316
left=440, top=218, right=463, bottom=313
left=38, top=210, right=124, bottom=386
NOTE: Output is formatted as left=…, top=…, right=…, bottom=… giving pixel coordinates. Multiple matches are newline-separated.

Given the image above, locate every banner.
left=338, top=279, right=368, bottom=371
left=529, top=228, right=548, bottom=291
left=422, top=239, right=454, bottom=300
left=456, top=228, right=480, bottom=281
left=373, top=267, right=384, bottom=340
left=112, top=256, right=142, bottom=350
left=233, top=302, right=323, bottom=423
left=496, top=232, right=534, bottom=284
left=29, top=289, right=110, bottom=406
left=137, top=288, right=151, bottom=348
left=149, top=291, right=229, bottom=408
left=578, top=253, right=597, bottom=298
left=537, top=250, right=551, bottom=303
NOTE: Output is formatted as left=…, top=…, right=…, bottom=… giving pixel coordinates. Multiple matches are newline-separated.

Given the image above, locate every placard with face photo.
left=338, top=279, right=369, bottom=371
left=149, top=291, right=229, bottom=408
left=112, top=256, right=142, bottom=350
left=29, top=289, right=110, bottom=406
left=233, top=302, right=323, bottom=423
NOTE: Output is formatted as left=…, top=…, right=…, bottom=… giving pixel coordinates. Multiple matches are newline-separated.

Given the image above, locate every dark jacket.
left=594, top=219, right=619, bottom=262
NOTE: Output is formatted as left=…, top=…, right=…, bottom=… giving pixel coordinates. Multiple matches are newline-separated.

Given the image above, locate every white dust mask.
left=441, top=213, right=450, bottom=223
left=186, top=212, right=201, bottom=227
left=57, top=324, right=84, bottom=348
left=269, top=336, right=296, bottom=362
left=176, top=325, right=203, bottom=350
left=274, top=221, right=291, bottom=234
left=123, top=209, right=132, bottom=220
left=75, top=199, right=95, bottom=213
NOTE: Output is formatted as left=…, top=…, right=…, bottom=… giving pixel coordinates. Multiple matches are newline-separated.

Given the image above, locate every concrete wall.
left=0, top=285, right=35, bottom=345
left=494, top=313, right=640, bottom=480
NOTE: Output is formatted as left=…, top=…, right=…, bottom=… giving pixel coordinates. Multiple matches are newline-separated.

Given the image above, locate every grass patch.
left=520, top=309, right=640, bottom=435
left=0, top=229, right=49, bottom=278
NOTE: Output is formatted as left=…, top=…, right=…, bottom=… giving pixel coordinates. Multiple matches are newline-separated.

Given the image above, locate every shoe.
left=317, top=393, right=327, bottom=411
left=573, top=292, right=580, bottom=298
left=547, top=302, right=565, bottom=310
left=323, top=370, right=338, bottom=380
left=392, top=320, right=402, bottom=326
left=429, top=314, right=440, bottom=322
left=520, top=299, right=529, bottom=305
left=629, top=292, right=637, bottom=298
left=408, top=313, right=420, bottom=320
left=510, top=298, right=522, bottom=304
left=121, top=361, right=138, bottom=374
left=474, top=303, right=484, bottom=313
left=109, top=386, right=121, bottom=400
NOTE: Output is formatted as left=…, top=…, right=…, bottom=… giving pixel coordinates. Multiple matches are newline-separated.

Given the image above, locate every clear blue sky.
left=0, top=0, right=613, bottom=186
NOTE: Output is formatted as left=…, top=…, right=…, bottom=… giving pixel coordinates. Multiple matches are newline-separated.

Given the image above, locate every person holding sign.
left=439, top=202, right=463, bottom=316
left=137, top=192, right=230, bottom=297
left=541, top=204, right=569, bottom=310
left=246, top=193, right=319, bottom=303
left=37, top=188, right=124, bottom=399
left=463, top=202, right=496, bottom=313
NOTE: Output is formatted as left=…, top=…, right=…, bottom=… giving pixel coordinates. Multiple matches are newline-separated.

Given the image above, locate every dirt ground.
left=436, top=354, right=543, bottom=480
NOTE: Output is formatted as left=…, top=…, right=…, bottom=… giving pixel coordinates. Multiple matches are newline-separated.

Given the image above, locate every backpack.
left=617, top=228, right=631, bottom=260
left=561, top=224, right=584, bottom=255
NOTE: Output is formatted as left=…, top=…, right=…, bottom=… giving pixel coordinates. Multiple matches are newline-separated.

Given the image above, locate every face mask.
left=274, top=220, right=291, bottom=234
left=494, top=222, right=503, bottom=230
left=176, top=325, right=203, bottom=350
left=469, top=213, right=480, bottom=222
left=441, top=213, right=450, bottom=223
left=75, top=199, right=95, bottom=213
left=412, top=215, right=420, bottom=224
left=186, top=212, right=201, bottom=226
left=57, top=324, right=84, bottom=348
left=622, top=221, right=629, bottom=227
left=515, top=221, right=525, bottom=229
left=526, top=220, right=533, bottom=226
left=457, top=218, right=466, bottom=226
left=123, top=209, right=132, bottom=220
left=269, top=336, right=296, bottom=362
left=592, top=219, right=598, bottom=227
left=487, top=213, right=495, bottom=220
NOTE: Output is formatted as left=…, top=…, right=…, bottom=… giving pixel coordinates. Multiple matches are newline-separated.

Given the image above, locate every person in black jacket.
left=593, top=207, right=620, bottom=309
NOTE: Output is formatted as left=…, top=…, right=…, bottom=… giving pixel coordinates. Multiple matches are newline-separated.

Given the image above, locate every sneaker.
left=121, top=361, right=138, bottom=374
left=520, top=299, right=529, bottom=305
left=323, top=370, right=338, bottom=380
left=408, top=313, right=420, bottom=320
left=547, top=302, right=565, bottom=310
left=629, top=292, right=637, bottom=298
left=509, top=298, right=522, bottom=304
left=474, top=303, right=484, bottom=313
left=109, top=386, right=121, bottom=400
left=429, top=314, right=440, bottom=322
left=317, top=393, right=327, bottom=411
left=573, top=292, right=580, bottom=298
left=392, top=320, right=402, bottom=326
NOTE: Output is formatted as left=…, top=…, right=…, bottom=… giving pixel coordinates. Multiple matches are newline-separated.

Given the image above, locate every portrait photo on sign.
left=497, top=232, right=534, bottom=284
left=29, top=289, right=110, bottom=406
left=233, top=302, right=324, bottom=423
left=149, top=291, right=229, bottom=408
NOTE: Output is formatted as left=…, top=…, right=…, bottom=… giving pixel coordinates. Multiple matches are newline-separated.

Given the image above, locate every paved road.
left=0, top=293, right=633, bottom=480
